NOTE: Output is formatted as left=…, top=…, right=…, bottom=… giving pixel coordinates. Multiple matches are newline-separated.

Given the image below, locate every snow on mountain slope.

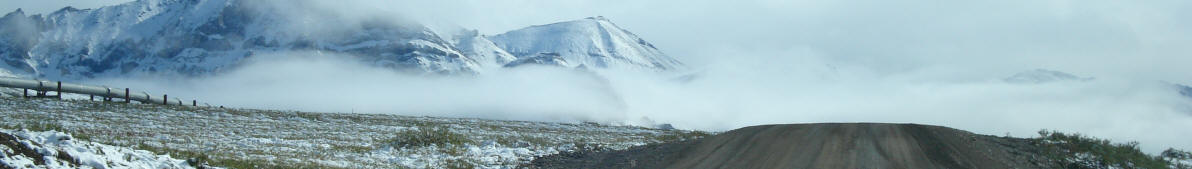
left=0, top=0, right=481, bottom=80
left=490, top=16, right=684, bottom=71
left=0, top=9, right=41, bottom=77
left=450, top=29, right=516, bottom=70
left=503, top=53, right=570, bottom=68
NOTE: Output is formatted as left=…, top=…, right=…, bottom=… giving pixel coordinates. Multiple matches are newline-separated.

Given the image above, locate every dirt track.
left=528, top=123, right=1052, bottom=169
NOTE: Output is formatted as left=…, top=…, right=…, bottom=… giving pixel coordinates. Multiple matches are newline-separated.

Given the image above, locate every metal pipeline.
left=0, top=77, right=195, bottom=106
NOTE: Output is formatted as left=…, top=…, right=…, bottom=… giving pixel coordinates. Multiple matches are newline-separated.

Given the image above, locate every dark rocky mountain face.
left=0, top=9, right=42, bottom=74
left=1177, top=84, right=1192, bottom=99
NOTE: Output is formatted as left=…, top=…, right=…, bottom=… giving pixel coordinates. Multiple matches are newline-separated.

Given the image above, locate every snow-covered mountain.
left=0, top=0, right=484, bottom=79
left=0, top=0, right=683, bottom=80
left=490, top=16, right=683, bottom=71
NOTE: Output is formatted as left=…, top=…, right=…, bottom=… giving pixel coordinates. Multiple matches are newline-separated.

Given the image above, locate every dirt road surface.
left=528, top=123, right=1051, bottom=169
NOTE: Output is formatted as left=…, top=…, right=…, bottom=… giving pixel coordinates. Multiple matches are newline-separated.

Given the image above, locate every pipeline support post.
left=35, top=81, right=43, bottom=97
left=56, top=81, right=62, bottom=100
left=103, top=88, right=110, bottom=102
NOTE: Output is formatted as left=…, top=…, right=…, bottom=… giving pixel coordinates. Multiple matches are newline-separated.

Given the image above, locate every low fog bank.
left=91, top=51, right=628, bottom=123
left=608, top=48, right=1192, bottom=153
left=89, top=50, right=1192, bottom=153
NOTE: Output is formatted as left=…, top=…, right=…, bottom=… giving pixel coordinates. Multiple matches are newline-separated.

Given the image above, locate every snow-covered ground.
left=0, top=129, right=200, bottom=169
left=0, top=97, right=707, bottom=168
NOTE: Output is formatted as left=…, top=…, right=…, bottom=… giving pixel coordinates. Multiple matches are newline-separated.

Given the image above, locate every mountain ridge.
left=0, top=1, right=683, bottom=80
left=490, top=16, right=683, bottom=71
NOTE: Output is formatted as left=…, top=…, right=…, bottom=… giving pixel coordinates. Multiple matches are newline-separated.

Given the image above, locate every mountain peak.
left=4, top=8, right=25, bottom=18
left=489, top=17, right=683, bottom=71
left=585, top=16, right=610, bottom=21
left=1004, top=69, right=1094, bottom=84
left=50, top=6, right=82, bottom=14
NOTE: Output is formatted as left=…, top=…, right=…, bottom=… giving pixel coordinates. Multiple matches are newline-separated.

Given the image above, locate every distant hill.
left=1004, top=69, right=1093, bottom=84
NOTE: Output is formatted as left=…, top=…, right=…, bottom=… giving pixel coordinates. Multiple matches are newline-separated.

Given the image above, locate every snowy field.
left=0, top=97, right=707, bottom=168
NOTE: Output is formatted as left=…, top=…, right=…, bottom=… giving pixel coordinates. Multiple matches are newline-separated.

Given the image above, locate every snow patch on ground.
left=0, top=129, right=201, bottom=169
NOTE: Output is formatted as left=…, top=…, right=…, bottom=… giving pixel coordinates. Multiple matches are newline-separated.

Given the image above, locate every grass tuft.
left=1035, top=130, right=1181, bottom=169
left=385, top=126, right=474, bottom=149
